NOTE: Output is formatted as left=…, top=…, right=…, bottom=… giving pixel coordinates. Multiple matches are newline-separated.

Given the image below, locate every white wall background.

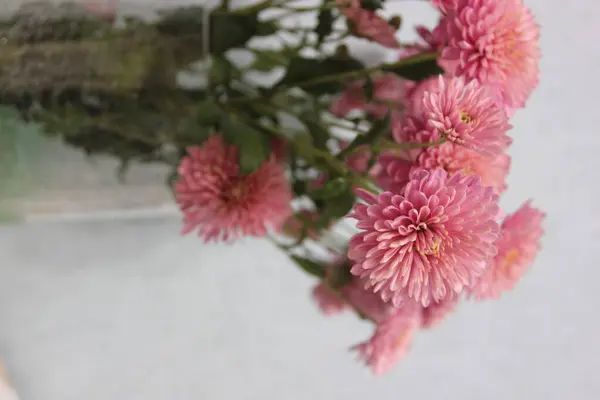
left=1, top=0, right=600, bottom=399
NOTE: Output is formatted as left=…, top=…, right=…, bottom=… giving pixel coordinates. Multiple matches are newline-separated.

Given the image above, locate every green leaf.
left=221, top=115, right=271, bottom=174
left=311, top=57, right=366, bottom=95
left=210, top=56, right=240, bottom=86
left=316, top=8, right=335, bottom=44
left=277, top=55, right=365, bottom=95
left=382, top=53, right=443, bottom=82
left=249, top=50, right=286, bottom=72
left=329, top=262, right=353, bottom=289
left=309, top=177, right=349, bottom=199
left=293, top=179, right=307, bottom=197
left=174, top=120, right=211, bottom=148
left=210, top=12, right=260, bottom=55
left=339, top=112, right=391, bottom=158
left=197, top=98, right=222, bottom=126
left=239, top=138, right=270, bottom=175
left=299, top=114, right=330, bottom=150
left=249, top=57, right=278, bottom=72
left=291, top=255, right=327, bottom=279
left=291, top=131, right=316, bottom=163
left=277, top=57, right=322, bottom=86
left=313, top=199, right=327, bottom=216
left=270, top=92, right=306, bottom=109
left=277, top=44, right=300, bottom=60
left=356, top=112, right=391, bottom=146
left=256, top=20, right=278, bottom=36
left=322, top=188, right=356, bottom=219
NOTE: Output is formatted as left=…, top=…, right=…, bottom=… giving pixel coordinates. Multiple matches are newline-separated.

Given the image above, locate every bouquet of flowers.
left=1, top=0, right=545, bottom=375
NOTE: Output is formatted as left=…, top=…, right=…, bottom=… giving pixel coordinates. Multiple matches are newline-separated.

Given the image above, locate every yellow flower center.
left=459, top=111, right=474, bottom=124
left=423, top=239, right=442, bottom=258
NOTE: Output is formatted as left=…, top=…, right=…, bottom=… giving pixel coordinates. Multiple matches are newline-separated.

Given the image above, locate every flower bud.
left=335, top=44, right=350, bottom=58
left=388, top=15, right=402, bottom=30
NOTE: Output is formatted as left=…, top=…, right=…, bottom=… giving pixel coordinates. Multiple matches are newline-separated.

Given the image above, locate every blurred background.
left=0, top=0, right=599, bottom=399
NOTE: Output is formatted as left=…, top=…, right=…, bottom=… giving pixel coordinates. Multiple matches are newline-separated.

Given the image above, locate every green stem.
left=288, top=51, right=440, bottom=90
left=277, top=26, right=346, bottom=35
left=336, top=132, right=446, bottom=160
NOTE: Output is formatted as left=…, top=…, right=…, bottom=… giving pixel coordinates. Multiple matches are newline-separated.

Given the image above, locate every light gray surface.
left=1, top=0, right=600, bottom=399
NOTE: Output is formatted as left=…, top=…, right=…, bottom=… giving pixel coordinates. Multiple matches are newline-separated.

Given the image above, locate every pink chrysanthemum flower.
left=402, top=73, right=440, bottom=119
left=312, top=278, right=395, bottom=322
left=376, top=113, right=511, bottom=195
left=175, top=136, right=293, bottom=242
left=421, top=296, right=460, bottom=329
left=376, top=145, right=510, bottom=200
left=312, top=260, right=395, bottom=322
left=348, top=167, right=500, bottom=307
left=336, top=0, right=400, bottom=48
left=353, top=301, right=421, bottom=375
left=400, top=25, right=444, bottom=59
left=422, top=77, right=512, bottom=156
left=470, top=201, right=545, bottom=300
left=331, top=73, right=405, bottom=119
left=417, top=143, right=511, bottom=194
left=440, top=0, right=541, bottom=110
left=350, top=12, right=400, bottom=48
left=341, top=277, right=395, bottom=322
left=312, top=283, right=346, bottom=316
left=424, top=145, right=511, bottom=194
left=374, top=156, right=413, bottom=195
left=432, top=0, right=456, bottom=13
